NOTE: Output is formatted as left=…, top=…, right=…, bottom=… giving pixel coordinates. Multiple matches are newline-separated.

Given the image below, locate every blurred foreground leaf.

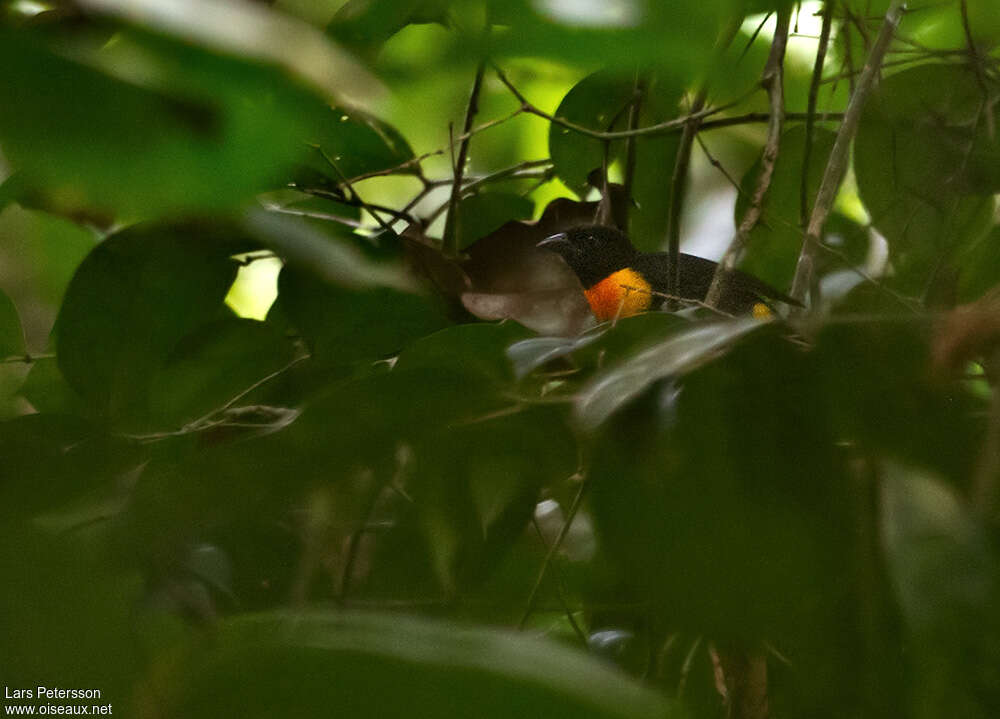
left=576, top=316, right=763, bottom=428
left=148, top=610, right=682, bottom=719
left=55, top=222, right=242, bottom=424
left=0, top=27, right=338, bottom=218
left=882, top=463, right=1000, bottom=719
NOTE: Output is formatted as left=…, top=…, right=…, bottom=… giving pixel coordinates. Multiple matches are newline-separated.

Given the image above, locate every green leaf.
left=278, top=265, right=449, bottom=371
left=547, top=70, right=683, bottom=251
left=304, top=106, right=416, bottom=184
left=17, top=357, right=88, bottom=417
left=508, top=331, right=604, bottom=379
left=587, top=327, right=852, bottom=647
left=881, top=463, right=1000, bottom=719
left=147, top=318, right=298, bottom=428
left=327, top=0, right=449, bottom=58
left=413, top=405, right=577, bottom=590
left=0, top=286, right=25, bottom=358
left=735, top=125, right=837, bottom=290
left=79, top=0, right=384, bottom=107
left=0, top=28, right=337, bottom=218
left=816, top=321, right=985, bottom=482
left=491, top=0, right=727, bottom=77
left=0, top=413, right=141, bottom=517
left=549, top=71, right=636, bottom=195
left=854, top=64, right=999, bottom=294
left=456, top=192, right=535, bottom=250
left=152, top=610, right=681, bottom=719
left=956, top=225, right=1000, bottom=303
left=0, top=204, right=98, bottom=310
left=395, top=322, right=532, bottom=385
left=0, top=523, right=144, bottom=704
left=247, top=209, right=417, bottom=291
left=54, top=222, right=241, bottom=423
left=576, top=316, right=764, bottom=428
left=508, top=312, right=688, bottom=378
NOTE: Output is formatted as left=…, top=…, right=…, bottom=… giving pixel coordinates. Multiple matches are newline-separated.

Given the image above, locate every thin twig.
left=739, top=12, right=773, bottom=63
left=323, top=158, right=395, bottom=233
left=530, top=518, right=588, bottom=645
left=443, top=61, right=487, bottom=256
left=519, top=473, right=591, bottom=630
left=666, top=19, right=742, bottom=306
left=704, top=7, right=792, bottom=309
left=423, top=166, right=553, bottom=226
left=294, top=186, right=421, bottom=226
left=789, top=0, right=908, bottom=305
left=494, top=64, right=736, bottom=140
left=621, top=72, right=646, bottom=227
left=460, top=159, right=553, bottom=194
left=801, top=3, right=835, bottom=228
left=263, top=203, right=365, bottom=229
left=125, top=354, right=309, bottom=442
left=961, top=0, right=996, bottom=140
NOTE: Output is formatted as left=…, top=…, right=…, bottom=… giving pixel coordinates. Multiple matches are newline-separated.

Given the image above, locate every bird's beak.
left=537, top=232, right=570, bottom=251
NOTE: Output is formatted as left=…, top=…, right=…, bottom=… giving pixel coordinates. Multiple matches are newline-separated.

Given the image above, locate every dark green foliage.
left=854, top=64, right=997, bottom=295
left=3, top=0, right=1000, bottom=717
left=54, top=223, right=242, bottom=425
left=151, top=611, right=682, bottom=719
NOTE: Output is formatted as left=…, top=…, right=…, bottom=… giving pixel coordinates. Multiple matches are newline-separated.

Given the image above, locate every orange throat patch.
left=583, top=268, right=653, bottom=322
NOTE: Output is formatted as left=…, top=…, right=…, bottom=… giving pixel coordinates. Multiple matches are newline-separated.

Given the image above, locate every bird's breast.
left=583, top=268, right=653, bottom=321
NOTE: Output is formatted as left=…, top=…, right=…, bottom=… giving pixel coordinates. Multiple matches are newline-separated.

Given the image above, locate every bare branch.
left=802, top=3, right=835, bottom=228
left=443, top=61, right=487, bottom=256
left=704, top=8, right=792, bottom=309
left=789, top=0, right=907, bottom=305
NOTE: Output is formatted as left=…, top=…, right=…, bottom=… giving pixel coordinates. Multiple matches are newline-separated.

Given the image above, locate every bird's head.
left=537, top=225, right=637, bottom=289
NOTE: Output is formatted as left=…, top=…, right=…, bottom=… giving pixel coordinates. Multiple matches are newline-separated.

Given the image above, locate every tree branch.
left=801, top=2, right=834, bottom=228
left=704, top=8, right=792, bottom=309
left=443, top=61, right=487, bottom=256
left=789, top=0, right=907, bottom=305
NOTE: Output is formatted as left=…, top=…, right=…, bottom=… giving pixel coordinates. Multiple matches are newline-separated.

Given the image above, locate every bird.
left=537, top=225, right=799, bottom=321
